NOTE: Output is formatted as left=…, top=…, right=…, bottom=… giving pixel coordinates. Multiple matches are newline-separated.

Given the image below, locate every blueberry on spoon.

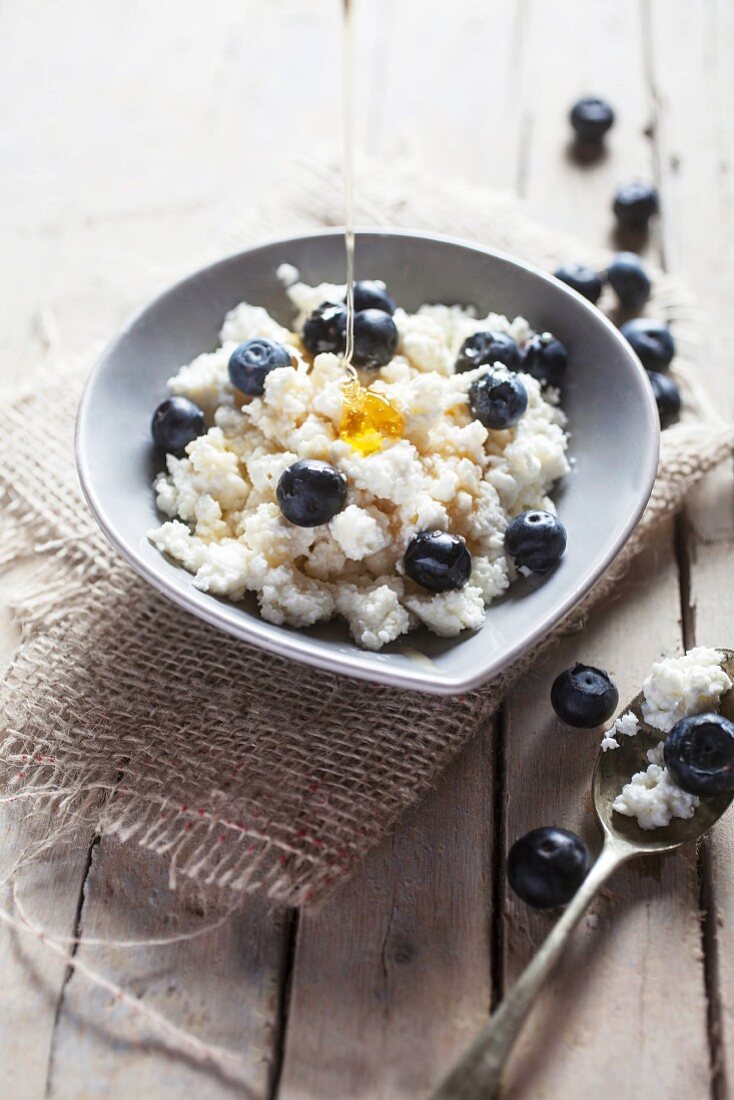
left=664, top=714, right=734, bottom=796
left=508, top=827, right=591, bottom=909
left=551, top=664, right=619, bottom=728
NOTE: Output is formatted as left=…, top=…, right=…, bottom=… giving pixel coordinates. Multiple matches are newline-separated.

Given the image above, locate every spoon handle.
left=430, top=840, right=629, bottom=1100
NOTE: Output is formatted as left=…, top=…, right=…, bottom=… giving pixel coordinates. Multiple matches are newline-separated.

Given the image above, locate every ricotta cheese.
left=609, top=648, right=730, bottom=830
left=612, top=757, right=699, bottom=830
left=600, top=710, right=640, bottom=752
left=149, top=269, right=570, bottom=648
left=641, top=647, right=732, bottom=733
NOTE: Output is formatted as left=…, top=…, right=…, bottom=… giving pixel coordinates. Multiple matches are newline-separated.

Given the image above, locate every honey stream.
left=337, top=0, right=404, bottom=456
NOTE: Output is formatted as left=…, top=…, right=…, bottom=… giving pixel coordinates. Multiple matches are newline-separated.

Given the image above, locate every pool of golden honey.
left=338, top=378, right=404, bottom=456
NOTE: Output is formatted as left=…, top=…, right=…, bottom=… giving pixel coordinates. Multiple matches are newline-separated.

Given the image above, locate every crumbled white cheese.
left=641, top=647, right=732, bottom=733
left=610, top=648, right=730, bottom=830
left=601, top=710, right=640, bottom=752
left=612, top=762, right=699, bottom=830
left=149, top=268, right=570, bottom=647
left=329, top=505, right=391, bottom=561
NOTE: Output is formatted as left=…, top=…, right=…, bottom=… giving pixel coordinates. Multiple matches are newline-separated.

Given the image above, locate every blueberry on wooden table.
left=151, top=396, right=205, bottom=455
left=228, top=337, right=293, bottom=396
left=551, top=664, right=619, bottom=727
left=403, top=530, right=472, bottom=593
left=613, top=182, right=660, bottom=230
left=569, top=97, right=615, bottom=143
left=664, top=713, right=734, bottom=795
left=648, top=371, right=682, bottom=430
left=468, top=367, right=528, bottom=430
left=348, top=279, right=396, bottom=315
left=620, top=317, right=675, bottom=372
left=277, top=459, right=348, bottom=527
left=521, top=332, right=568, bottom=389
left=455, top=330, right=522, bottom=374
left=553, top=263, right=604, bottom=305
left=505, top=510, right=567, bottom=574
left=302, top=301, right=347, bottom=356
left=606, top=252, right=652, bottom=310
left=508, top=827, right=591, bottom=909
left=352, top=308, right=399, bottom=369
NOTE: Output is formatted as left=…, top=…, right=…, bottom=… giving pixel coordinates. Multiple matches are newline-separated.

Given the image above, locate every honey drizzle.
left=339, top=379, right=405, bottom=456
left=342, top=0, right=357, bottom=380
left=337, top=0, right=404, bottom=455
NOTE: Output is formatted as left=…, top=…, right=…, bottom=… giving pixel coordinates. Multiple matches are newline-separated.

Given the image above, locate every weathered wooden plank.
left=0, top=581, right=101, bottom=1099
left=362, top=0, right=526, bottom=193
left=0, top=2, right=317, bottom=1094
left=0, top=2, right=728, bottom=1098
left=498, top=2, right=711, bottom=1096
left=501, top=527, right=710, bottom=1098
left=278, top=725, right=495, bottom=1100
left=0, top=806, right=97, bottom=1100
left=649, top=1, right=734, bottom=1094
left=277, top=5, right=521, bottom=1096
left=519, top=0, right=656, bottom=249
left=47, top=832, right=290, bottom=1099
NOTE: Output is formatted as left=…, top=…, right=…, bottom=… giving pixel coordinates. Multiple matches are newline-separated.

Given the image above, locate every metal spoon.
left=431, top=649, right=734, bottom=1100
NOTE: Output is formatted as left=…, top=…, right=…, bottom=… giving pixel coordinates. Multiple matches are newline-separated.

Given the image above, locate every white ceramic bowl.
left=76, top=228, right=659, bottom=695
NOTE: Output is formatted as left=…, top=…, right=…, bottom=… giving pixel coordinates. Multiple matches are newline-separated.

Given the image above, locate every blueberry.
left=522, top=333, right=568, bottom=389
left=351, top=308, right=399, bottom=369
left=508, top=827, right=591, bottom=909
left=151, top=396, right=205, bottom=455
left=505, top=510, right=567, bottom=574
left=620, top=318, right=675, bottom=372
left=569, top=97, right=615, bottom=143
left=276, top=459, right=348, bottom=527
left=664, top=713, right=734, bottom=796
left=613, top=182, right=660, bottom=229
left=551, top=664, right=619, bottom=728
left=348, top=279, right=396, bottom=315
left=455, top=330, right=522, bottom=374
left=302, top=301, right=347, bottom=356
left=403, top=530, right=472, bottom=593
left=606, top=252, right=651, bottom=310
left=469, top=368, right=528, bottom=430
left=228, top=338, right=293, bottom=397
left=648, top=371, right=681, bottom=430
left=553, top=263, right=604, bottom=305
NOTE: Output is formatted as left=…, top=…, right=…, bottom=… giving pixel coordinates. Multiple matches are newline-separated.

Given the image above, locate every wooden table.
left=1, top=2, right=732, bottom=1097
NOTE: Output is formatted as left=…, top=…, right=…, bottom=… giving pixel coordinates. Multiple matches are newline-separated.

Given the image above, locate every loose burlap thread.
left=1, top=164, right=733, bottom=910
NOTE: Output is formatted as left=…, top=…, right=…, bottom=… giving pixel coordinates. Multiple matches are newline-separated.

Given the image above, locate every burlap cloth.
left=1, top=164, right=733, bottom=908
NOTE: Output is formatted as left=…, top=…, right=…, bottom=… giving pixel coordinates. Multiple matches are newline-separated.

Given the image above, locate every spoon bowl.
left=593, top=646, right=734, bottom=853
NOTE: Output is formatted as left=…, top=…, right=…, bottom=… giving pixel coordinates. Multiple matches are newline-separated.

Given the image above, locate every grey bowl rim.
left=75, top=225, right=660, bottom=695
